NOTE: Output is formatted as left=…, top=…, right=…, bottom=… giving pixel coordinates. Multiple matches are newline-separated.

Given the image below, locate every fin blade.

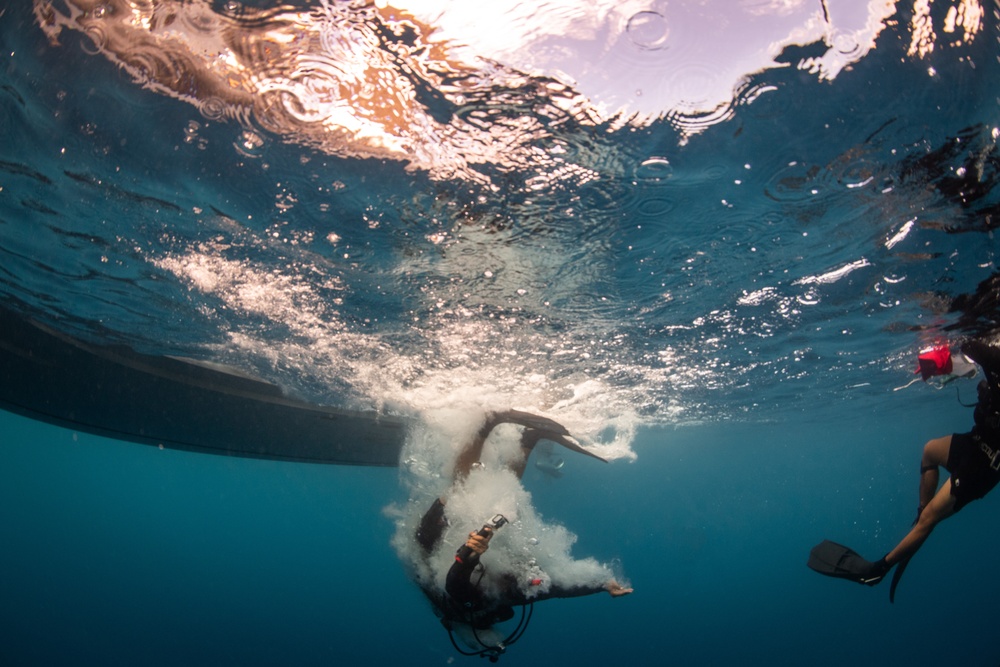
left=550, top=434, right=608, bottom=463
left=504, top=410, right=571, bottom=435
left=889, top=554, right=912, bottom=603
left=808, top=540, right=879, bottom=584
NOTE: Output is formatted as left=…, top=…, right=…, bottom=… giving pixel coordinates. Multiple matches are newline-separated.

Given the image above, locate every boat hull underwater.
left=0, top=306, right=408, bottom=466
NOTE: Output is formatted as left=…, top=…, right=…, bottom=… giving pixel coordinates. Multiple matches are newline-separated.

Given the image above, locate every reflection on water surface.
left=1, top=0, right=996, bottom=431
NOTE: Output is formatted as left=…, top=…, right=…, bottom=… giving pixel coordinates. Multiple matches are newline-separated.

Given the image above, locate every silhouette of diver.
left=413, top=410, right=631, bottom=661
left=809, top=337, right=1000, bottom=601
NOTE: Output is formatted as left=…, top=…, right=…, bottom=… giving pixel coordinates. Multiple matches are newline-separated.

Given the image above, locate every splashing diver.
left=413, top=410, right=632, bottom=661
left=809, top=338, right=1000, bottom=601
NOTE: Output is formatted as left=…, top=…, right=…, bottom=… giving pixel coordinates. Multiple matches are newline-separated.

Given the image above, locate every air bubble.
left=234, top=129, right=266, bottom=158
left=199, top=96, right=227, bottom=121
left=81, top=25, right=108, bottom=55
left=626, top=11, right=670, bottom=51
left=634, top=157, right=673, bottom=182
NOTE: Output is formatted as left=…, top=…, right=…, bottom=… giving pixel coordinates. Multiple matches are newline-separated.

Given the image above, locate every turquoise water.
left=5, top=395, right=999, bottom=665
left=2, top=0, right=1000, bottom=664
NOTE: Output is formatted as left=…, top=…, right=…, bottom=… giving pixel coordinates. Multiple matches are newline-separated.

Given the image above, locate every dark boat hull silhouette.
left=0, top=306, right=408, bottom=466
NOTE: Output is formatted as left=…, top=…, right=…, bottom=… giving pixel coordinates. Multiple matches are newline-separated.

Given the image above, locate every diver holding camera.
left=412, top=410, right=632, bottom=662
left=446, top=514, right=510, bottom=615
left=454, top=514, right=508, bottom=566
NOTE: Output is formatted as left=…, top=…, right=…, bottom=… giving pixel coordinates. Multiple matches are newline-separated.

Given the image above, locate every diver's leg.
left=879, top=435, right=953, bottom=567
left=453, top=410, right=572, bottom=479
left=453, top=412, right=508, bottom=481
left=917, top=435, right=951, bottom=513
left=508, top=428, right=588, bottom=479
left=417, top=413, right=510, bottom=553
left=454, top=411, right=583, bottom=480
left=508, top=429, right=543, bottom=480
left=885, top=477, right=958, bottom=566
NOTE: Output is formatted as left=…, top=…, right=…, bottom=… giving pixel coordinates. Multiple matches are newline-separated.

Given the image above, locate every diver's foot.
left=861, top=558, right=891, bottom=586
left=605, top=581, right=633, bottom=597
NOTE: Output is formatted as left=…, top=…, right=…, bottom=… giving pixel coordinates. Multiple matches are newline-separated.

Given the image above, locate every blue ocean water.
left=4, top=396, right=999, bottom=666
left=2, top=0, right=1000, bottom=664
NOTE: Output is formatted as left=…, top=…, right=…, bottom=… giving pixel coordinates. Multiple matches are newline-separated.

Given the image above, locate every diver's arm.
left=539, top=580, right=632, bottom=601
left=445, top=532, right=490, bottom=608
left=509, top=579, right=633, bottom=604
left=445, top=555, right=481, bottom=606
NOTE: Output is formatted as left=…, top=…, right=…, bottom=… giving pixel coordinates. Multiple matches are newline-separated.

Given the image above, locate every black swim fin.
left=503, top=410, right=571, bottom=435
left=548, top=433, right=607, bottom=463
left=888, top=553, right=912, bottom=603
left=807, top=540, right=887, bottom=585
left=521, top=428, right=608, bottom=463
left=507, top=410, right=607, bottom=462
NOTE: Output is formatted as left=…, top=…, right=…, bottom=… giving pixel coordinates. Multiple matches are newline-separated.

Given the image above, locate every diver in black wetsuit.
left=413, top=410, right=631, bottom=660
left=809, top=337, right=1000, bottom=599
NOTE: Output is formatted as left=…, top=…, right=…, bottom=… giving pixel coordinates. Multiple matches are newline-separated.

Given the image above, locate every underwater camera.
left=486, top=513, right=508, bottom=531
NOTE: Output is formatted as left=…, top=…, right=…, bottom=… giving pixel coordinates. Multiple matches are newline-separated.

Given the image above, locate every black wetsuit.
left=949, top=341, right=1000, bottom=510
left=415, top=498, right=606, bottom=629
left=949, top=381, right=1000, bottom=510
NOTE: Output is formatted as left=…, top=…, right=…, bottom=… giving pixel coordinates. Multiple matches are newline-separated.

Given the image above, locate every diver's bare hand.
left=466, top=531, right=490, bottom=556
left=605, top=580, right=633, bottom=597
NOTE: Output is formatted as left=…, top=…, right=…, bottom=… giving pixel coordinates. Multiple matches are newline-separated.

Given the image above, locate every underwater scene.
left=1, top=0, right=999, bottom=664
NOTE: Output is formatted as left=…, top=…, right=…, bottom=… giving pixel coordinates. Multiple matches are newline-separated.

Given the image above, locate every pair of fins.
left=807, top=540, right=910, bottom=603
left=504, top=409, right=608, bottom=463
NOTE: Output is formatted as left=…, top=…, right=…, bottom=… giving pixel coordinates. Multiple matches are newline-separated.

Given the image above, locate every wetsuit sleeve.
left=495, top=575, right=607, bottom=605
left=415, top=498, right=447, bottom=554
left=523, top=582, right=607, bottom=603
left=445, top=554, right=485, bottom=609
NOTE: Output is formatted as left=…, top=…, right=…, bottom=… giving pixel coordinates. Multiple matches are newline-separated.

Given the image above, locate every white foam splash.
left=388, top=411, right=622, bottom=610
left=150, top=245, right=641, bottom=459
left=885, top=218, right=915, bottom=250
left=793, top=258, right=872, bottom=285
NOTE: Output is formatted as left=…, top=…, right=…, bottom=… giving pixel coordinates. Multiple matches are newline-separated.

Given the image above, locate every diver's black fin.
left=888, top=554, right=912, bottom=603
left=807, top=540, right=885, bottom=585
left=522, top=428, right=607, bottom=463
left=548, top=433, right=608, bottom=463
left=504, top=410, right=607, bottom=462
left=503, top=410, right=571, bottom=435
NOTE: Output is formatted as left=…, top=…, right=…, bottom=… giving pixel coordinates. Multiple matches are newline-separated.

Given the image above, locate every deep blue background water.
left=2, top=0, right=1000, bottom=664
left=4, top=385, right=999, bottom=666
